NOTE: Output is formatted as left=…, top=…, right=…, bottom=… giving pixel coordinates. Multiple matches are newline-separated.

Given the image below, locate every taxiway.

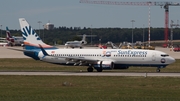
left=0, top=72, right=180, bottom=77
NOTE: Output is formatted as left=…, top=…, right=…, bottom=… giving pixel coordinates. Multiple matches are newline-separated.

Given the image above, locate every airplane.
left=64, top=34, right=87, bottom=49
left=0, top=37, right=8, bottom=46
left=6, top=27, right=24, bottom=46
left=19, top=18, right=175, bottom=72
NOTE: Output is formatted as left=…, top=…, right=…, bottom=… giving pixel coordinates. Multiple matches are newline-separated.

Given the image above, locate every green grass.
left=0, top=76, right=180, bottom=101
left=0, top=59, right=180, bottom=101
left=0, top=58, right=85, bottom=71
left=0, top=58, right=180, bottom=72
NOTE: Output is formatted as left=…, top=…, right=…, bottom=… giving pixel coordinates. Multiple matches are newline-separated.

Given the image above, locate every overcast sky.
left=0, top=0, right=180, bottom=30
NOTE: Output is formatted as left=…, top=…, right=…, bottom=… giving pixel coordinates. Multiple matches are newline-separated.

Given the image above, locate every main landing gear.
left=87, top=65, right=93, bottom=72
left=87, top=64, right=103, bottom=72
left=96, top=68, right=102, bottom=72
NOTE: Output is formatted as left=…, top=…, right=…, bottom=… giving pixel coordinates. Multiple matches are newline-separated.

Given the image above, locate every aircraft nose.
left=169, top=57, right=175, bottom=64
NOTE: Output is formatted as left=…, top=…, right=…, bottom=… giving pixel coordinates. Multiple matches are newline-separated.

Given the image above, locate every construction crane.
left=80, top=0, right=180, bottom=47
left=170, top=20, right=180, bottom=48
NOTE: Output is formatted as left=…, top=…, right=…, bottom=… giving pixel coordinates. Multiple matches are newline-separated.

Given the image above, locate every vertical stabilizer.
left=19, top=18, right=57, bottom=50
left=81, top=34, right=87, bottom=44
left=6, top=27, right=15, bottom=46
left=82, top=34, right=86, bottom=41
left=6, top=27, right=12, bottom=39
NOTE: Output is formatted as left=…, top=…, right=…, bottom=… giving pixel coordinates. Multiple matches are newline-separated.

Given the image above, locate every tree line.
left=3, top=27, right=180, bottom=45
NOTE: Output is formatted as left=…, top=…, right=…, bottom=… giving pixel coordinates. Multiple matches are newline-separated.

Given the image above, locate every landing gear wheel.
left=10, top=43, right=13, bottom=47
left=97, top=61, right=103, bottom=72
left=87, top=67, right=93, bottom=72
left=156, top=69, right=160, bottom=72
left=97, top=68, right=102, bottom=72
left=87, top=68, right=93, bottom=72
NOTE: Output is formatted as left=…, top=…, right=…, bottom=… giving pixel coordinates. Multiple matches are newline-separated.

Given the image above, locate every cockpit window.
left=161, top=54, right=169, bottom=57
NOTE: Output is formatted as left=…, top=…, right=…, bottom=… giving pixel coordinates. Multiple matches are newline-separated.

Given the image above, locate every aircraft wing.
left=7, top=47, right=24, bottom=52
left=48, top=55, right=100, bottom=65
left=65, top=56, right=99, bottom=63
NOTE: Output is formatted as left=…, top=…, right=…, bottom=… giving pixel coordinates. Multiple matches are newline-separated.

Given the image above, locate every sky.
left=0, top=0, right=180, bottom=30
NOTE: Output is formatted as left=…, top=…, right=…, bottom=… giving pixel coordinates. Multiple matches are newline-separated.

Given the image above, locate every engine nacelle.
left=94, top=61, right=114, bottom=70
left=81, top=40, right=87, bottom=44
left=6, top=38, right=14, bottom=42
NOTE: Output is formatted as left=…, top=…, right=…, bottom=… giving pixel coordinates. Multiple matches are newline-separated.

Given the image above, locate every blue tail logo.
left=22, top=26, right=41, bottom=41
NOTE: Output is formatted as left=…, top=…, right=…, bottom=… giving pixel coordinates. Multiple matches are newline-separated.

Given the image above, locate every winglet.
left=39, top=44, right=49, bottom=56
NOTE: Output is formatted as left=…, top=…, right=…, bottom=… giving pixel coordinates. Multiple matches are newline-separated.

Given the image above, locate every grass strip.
left=0, top=76, right=180, bottom=101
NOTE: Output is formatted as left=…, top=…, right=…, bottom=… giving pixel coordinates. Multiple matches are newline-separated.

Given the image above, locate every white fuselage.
left=37, top=49, right=175, bottom=67
left=13, top=36, right=24, bottom=45
left=7, top=36, right=24, bottom=46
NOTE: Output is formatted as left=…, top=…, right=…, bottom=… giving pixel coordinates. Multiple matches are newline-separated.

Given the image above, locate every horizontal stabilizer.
left=39, top=44, right=49, bottom=56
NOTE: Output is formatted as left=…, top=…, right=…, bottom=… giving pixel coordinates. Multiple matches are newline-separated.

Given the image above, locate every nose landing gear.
left=156, top=68, right=160, bottom=72
left=156, top=66, right=165, bottom=72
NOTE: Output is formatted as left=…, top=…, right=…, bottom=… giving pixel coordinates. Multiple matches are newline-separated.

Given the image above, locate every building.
left=44, top=23, right=54, bottom=30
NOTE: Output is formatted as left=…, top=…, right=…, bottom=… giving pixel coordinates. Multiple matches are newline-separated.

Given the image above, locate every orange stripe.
left=24, top=42, right=53, bottom=48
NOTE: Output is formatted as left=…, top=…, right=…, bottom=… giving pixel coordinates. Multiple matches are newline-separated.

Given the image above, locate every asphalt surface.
left=0, top=72, right=179, bottom=77
left=0, top=47, right=27, bottom=58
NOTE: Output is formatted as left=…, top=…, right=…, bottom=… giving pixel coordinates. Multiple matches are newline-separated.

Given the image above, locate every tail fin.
left=6, top=27, right=15, bottom=45
left=82, top=34, right=86, bottom=41
left=81, top=34, right=87, bottom=44
left=6, top=27, right=13, bottom=39
left=19, top=18, right=57, bottom=50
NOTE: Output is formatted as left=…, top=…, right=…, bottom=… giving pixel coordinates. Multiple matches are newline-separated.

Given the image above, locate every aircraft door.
left=152, top=52, right=156, bottom=61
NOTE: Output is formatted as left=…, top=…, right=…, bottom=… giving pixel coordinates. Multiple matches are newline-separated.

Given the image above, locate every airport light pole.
left=38, top=21, right=42, bottom=38
left=99, top=39, right=101, bottom=44
left=91, top=25, right=92, bottom=46
left=0, top=25, right=2, bottom=38
left=131, top=20, right=135, bottom=48
left=43, top=25, right=45, bottom=41
left=143, top=24, right=145, bottom=47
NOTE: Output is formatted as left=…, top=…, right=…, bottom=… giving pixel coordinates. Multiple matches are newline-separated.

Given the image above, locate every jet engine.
left=6, top=38, right=14, bottom=43
left=94, top=61, right=114, bottom=70
left=81, top=40, right=87, bottom=44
